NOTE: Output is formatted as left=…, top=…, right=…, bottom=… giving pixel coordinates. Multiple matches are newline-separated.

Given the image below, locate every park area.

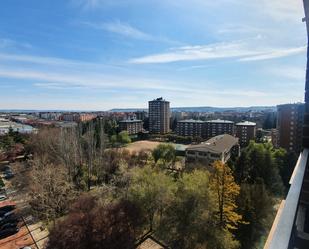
left=122, top=140, right=188, bottom=155
left=122, top=141, right=162, bottom=153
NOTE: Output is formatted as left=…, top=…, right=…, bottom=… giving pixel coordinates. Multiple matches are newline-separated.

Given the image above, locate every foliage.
left=128, top=165, right=176, bottom=231
left=46, top=196, right=142, bottom=249
left=0, top=128, right=27, bottom=161
left=29, top=158, right=76, bottom=222
left=234, top=142, right=284, bottom=195
left=210, top=161, right=242, bottom=230
left=111, top=131, right=131, bottom=146
left=157, top=169, right=239, bottom=249
left=150, top=134, right=203, bottom=144
left=236, top=183, right=275, bottom=249
left=152, top=143, right=176, bottom=166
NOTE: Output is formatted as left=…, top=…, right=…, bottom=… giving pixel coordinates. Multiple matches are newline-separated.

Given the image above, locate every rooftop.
left=149, top=97, right=169, bottom=103
left=186, top=134, right=239, bottom=153
left=119, top=119, right=143, bottom=123
left=178, top=119, right=205, bottom=123
left=206, top=119, right=234, bottom=124
left=236, top=121, right=256, bottom=126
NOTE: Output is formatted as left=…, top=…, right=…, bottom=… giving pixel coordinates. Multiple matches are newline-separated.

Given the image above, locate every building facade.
left=176, top=119, right=204, bottom=137
left=119, top=119, right=143, bottom=135
left=277, top=103, right=304, bottom=153
left=61, top=113, right=96, bottom=122
left=185, top=134, right=240, bottom=166
left=148, top=97, right=170, bottom=134
left=204, top=119, right=234, bottom=139
left=235, top=121, right=256, bottom=147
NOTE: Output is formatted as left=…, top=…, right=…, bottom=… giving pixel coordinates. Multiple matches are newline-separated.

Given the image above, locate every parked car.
left=0, top=216, right=19, bottom=226
left=0, top=227, right=19, bottom=239
left=0, top=205, right=15, bottom=213
left=0, top=222, right=18, bottom=231
left=4, top=169, right=12, bottom=174
left=1, top=166, right=11, bottom=172
left=4, top=172, right=14, bottom=179
left=0, top=195, right=7, bottom=201
left=0, top=210, right=14, bottom=218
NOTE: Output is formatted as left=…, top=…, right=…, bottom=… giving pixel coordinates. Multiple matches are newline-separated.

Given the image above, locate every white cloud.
left=80, top=21, right=181, bottom=44
left=129, top=41, right=306, bottom=64
left=239, top=46, right=307, bottom=62
left=82, top=21, right=153, bottom=40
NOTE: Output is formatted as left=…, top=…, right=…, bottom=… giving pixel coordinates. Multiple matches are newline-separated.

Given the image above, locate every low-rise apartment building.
left=185, top=134, right=240, bottom=166
left=119, top=119, right=143, bottom=135
left=204, top=119, right=234, bottom=138
left=176, top=119, right=204, bottom=137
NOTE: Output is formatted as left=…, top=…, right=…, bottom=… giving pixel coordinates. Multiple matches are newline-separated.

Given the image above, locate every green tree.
left=236, top=182, right=274, bottom=249
left=118, top=131, right=131, bottom=144
left=234, top=142, right=284, bottom=195
left=128, top=165, right=176, bottom=231
left=152, top=144, right=176, bottom=166
left=158, top=169, right=239, bottom=249
left=159, top=170, right=214, bottom=249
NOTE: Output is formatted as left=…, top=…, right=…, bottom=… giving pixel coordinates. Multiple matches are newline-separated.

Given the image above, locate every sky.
left=0, top=0, right=307, bottom=110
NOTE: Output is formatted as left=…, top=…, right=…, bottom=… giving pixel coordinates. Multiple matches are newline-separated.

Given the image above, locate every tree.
left=236, top=183, right=274, bottom=249
left=234, top=142, right=284, bottom=195
left=128, top=165, right=176, bottom=231
left=210, top=161, right=242, bottom=230
left=152, top=144, right=176, bottom=166
left=159, top=170, right=214, bottom=249
left=46, top=196, right=142, bottom=249
left=29, top=158, right=76, bottom=223
left=110, top=131, right=131, bottom=147
left=158, top=169, right=239, bottom=249
left=118, top=131, right=131, bottom=144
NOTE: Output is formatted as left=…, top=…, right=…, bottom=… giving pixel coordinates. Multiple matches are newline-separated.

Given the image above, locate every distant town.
left=0, top=99, right=301, bottom=155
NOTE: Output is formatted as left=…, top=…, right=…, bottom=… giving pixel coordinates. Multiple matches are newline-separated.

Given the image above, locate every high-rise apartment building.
left=148, top=97, right=170, bottom=134
left=235, top=121, right=256, bottom=147
left=204, top=119, right=234, bottom=139
left=277, top=103, right=304, bottom=153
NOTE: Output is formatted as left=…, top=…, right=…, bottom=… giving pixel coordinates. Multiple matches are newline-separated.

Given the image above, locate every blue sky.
left=0, top=0, right=307, bottom=110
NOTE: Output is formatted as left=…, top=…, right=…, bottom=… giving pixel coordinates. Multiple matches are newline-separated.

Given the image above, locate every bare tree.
left=29, top=157, right=76, bottom=223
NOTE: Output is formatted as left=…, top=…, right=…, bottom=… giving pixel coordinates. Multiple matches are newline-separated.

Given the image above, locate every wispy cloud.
left=82, top=21, right=152, bottom=40
left=0, top=63, right=271, bottom=99
left=0, top=38, right=32, bottom=49
left=80, top=20, right=180, bottom=44
left=129, top=40, right=306, bottom=64
left=239, top=46, right=306, bottom=62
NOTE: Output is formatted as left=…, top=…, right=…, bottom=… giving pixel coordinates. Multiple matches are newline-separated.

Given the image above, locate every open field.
left=123, top=141, right=162, bottom=153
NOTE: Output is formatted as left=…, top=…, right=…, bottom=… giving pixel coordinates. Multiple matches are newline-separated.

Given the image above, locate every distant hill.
left=0, top=106, right=277, bottom=113
left=109, top=106, right=276, bottom=113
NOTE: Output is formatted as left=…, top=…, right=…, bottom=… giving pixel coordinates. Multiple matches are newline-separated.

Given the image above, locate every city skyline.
left=0, top=0, right=307, bottom=110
